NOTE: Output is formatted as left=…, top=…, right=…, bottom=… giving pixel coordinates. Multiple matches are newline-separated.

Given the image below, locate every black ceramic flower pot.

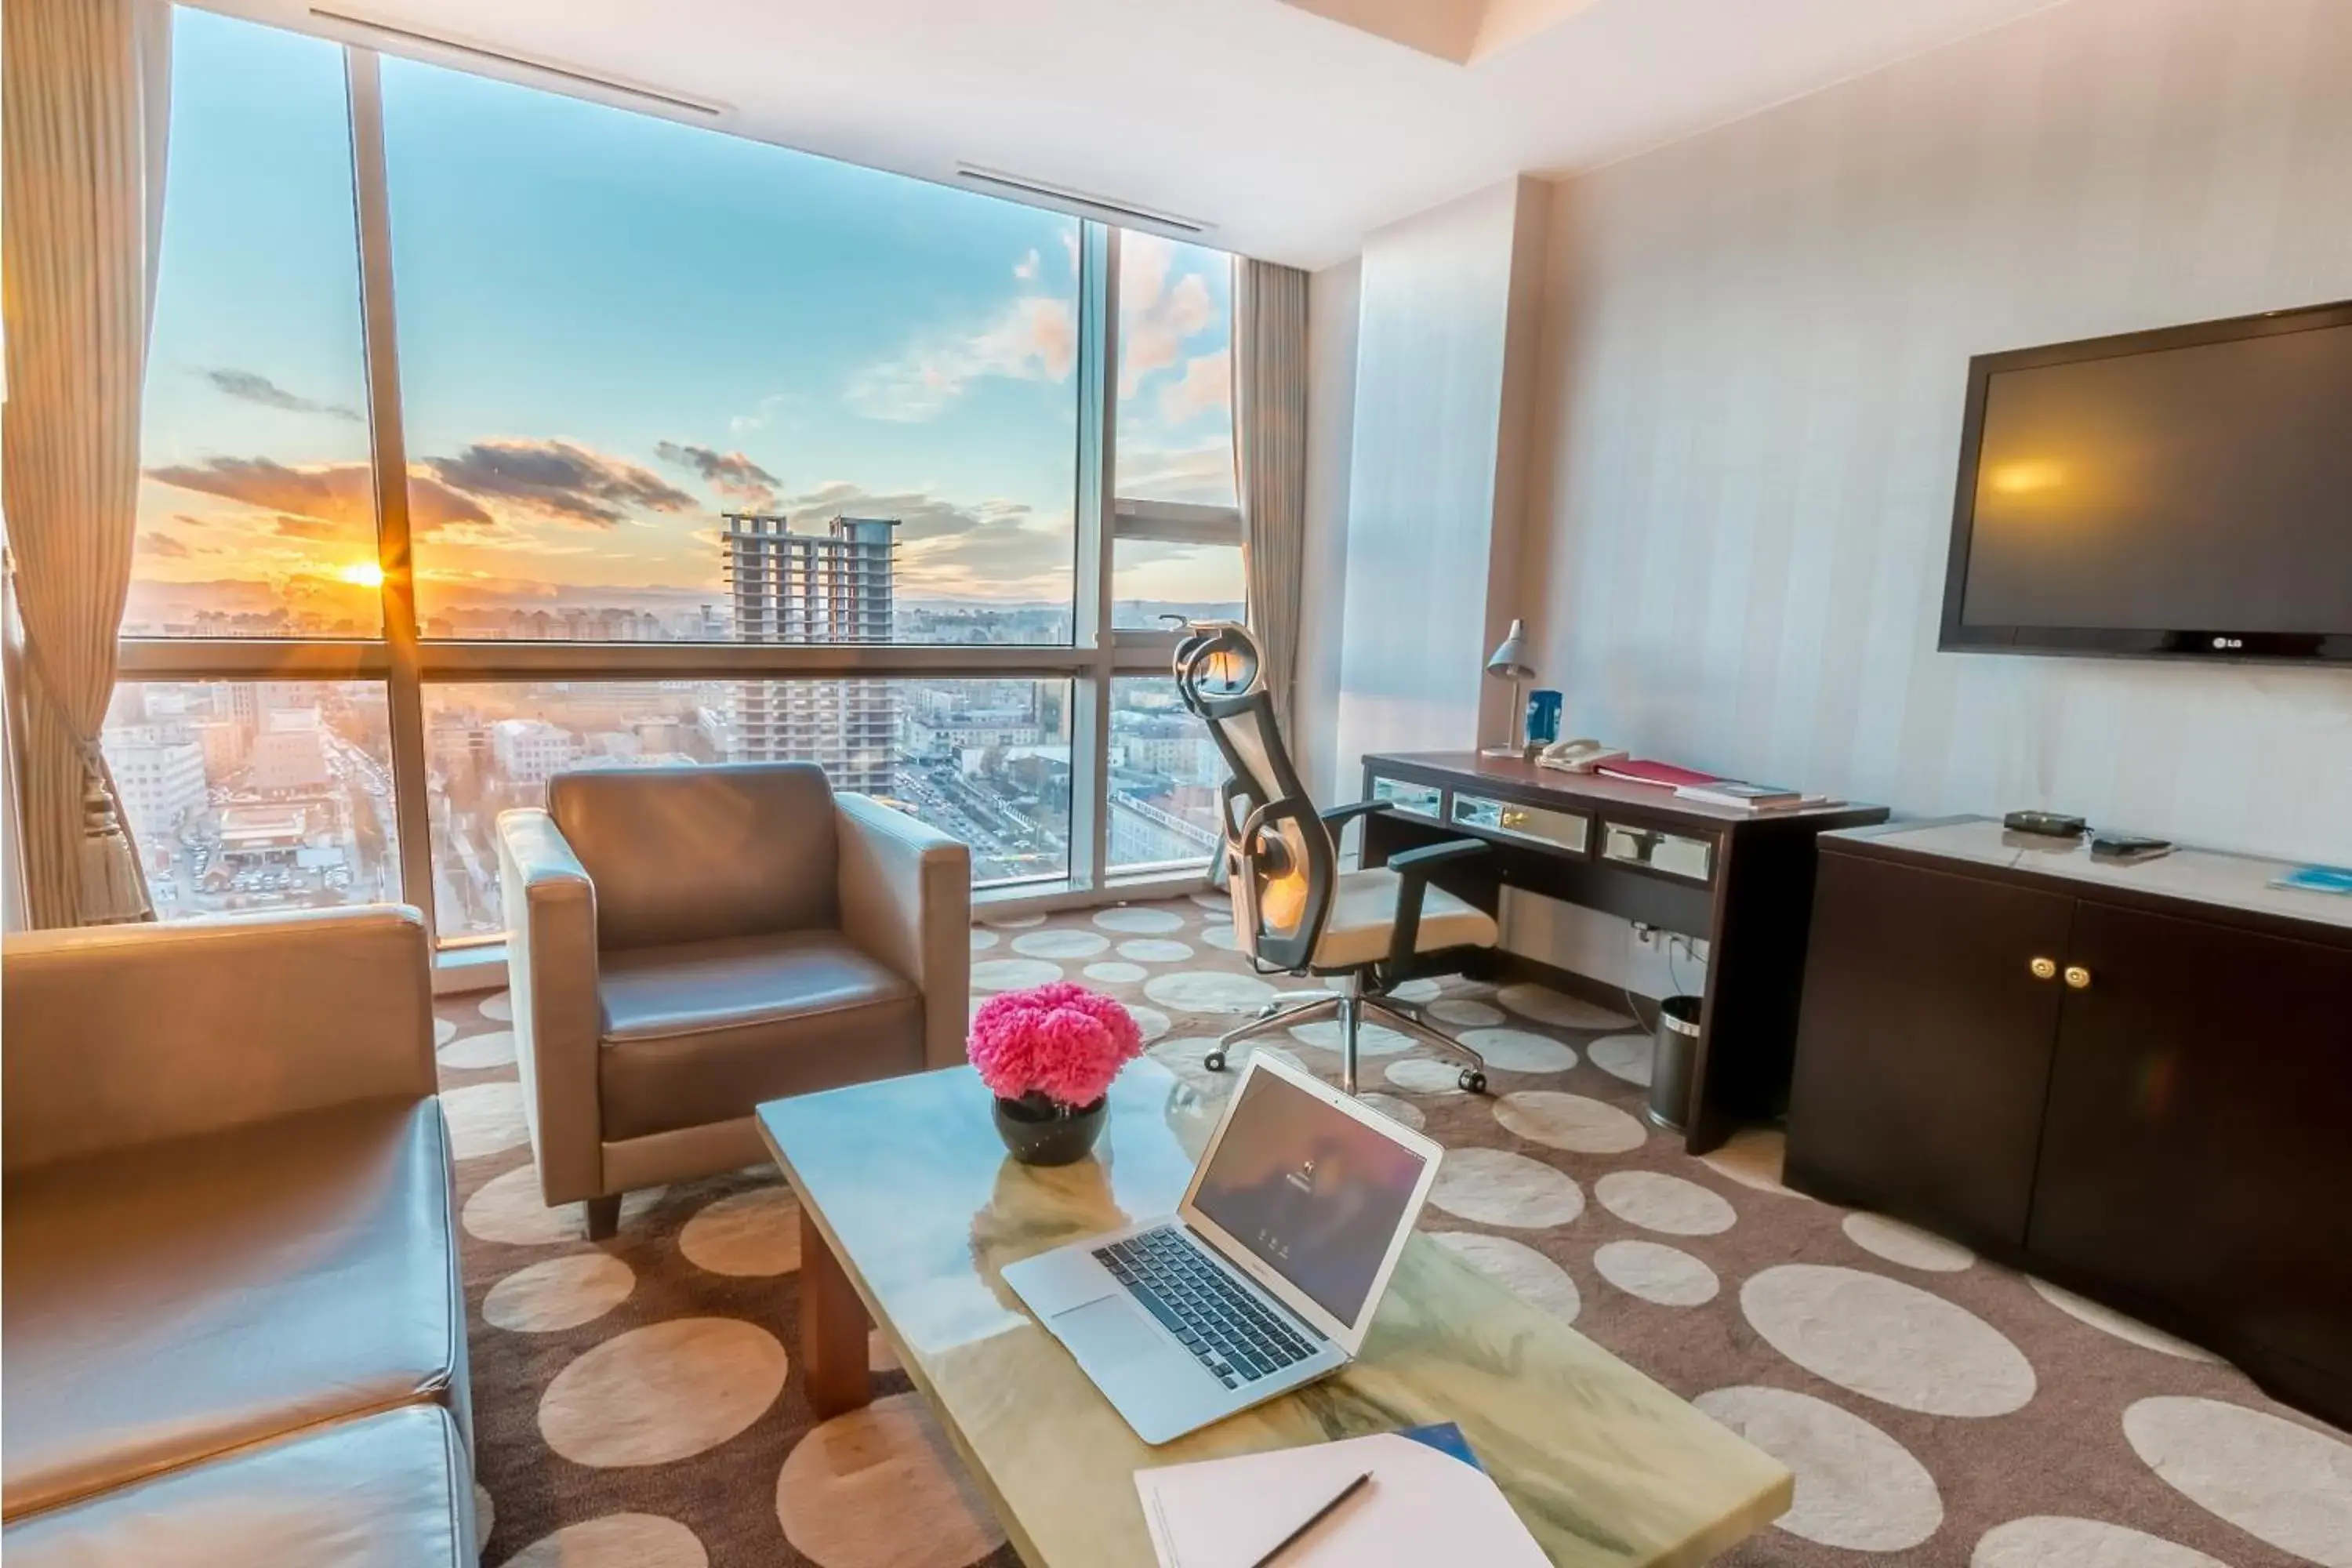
left=993, top=1091, right=1107, bottom=1166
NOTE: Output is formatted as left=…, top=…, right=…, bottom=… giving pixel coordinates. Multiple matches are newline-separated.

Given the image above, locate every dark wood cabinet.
left=2031, top=904, right=2352, bottom=1403
left=1786, top=854, right=2074, bottom=1251
left=1786, top=819, right=2352, bottom=1431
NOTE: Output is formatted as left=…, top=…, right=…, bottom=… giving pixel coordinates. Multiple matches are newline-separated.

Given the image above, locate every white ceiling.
left=212, top=0, right=2066, bottom=267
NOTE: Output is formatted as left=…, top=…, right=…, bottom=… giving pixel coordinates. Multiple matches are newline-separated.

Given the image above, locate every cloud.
left=1117, top=441, right=1235, bottom=506
left=763, top=481, right=1073, bottom=598
left=1159, top=349, right=1230, bottom=425
left=1121, top=273, right=1214, bottom=397
left=848, top=295, right=1076, bottom=422
left=146, top=456, right=493, bottom=538
left=418, top=438, right=695, bottom=528
left=1014, top=249, right=1040, bottom=281
left=270, top=514, right=342, bottom=541
left=199, top=368, right=361, bottom=422
left=136, top=530, right=191, bottom=558
left=654, top=441, right=780, bottom=509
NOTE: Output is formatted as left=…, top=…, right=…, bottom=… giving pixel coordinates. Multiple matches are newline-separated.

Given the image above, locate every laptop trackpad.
left=1054, top=1295, right=1167, bottom=1370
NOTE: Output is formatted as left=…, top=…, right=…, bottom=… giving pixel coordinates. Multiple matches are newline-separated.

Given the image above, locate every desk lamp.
left=1482, top=620, right=1537, bottom=757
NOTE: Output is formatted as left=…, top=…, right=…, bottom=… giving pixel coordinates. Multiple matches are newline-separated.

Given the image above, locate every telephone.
left=1537, top=738, right=1627, bottom=774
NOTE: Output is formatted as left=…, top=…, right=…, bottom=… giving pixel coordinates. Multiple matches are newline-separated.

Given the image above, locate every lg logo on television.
left=2212, top=636, right=2244, bottom=649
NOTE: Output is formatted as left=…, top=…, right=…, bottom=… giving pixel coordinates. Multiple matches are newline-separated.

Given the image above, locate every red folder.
left=1595, top=759, right=1721, bottom=789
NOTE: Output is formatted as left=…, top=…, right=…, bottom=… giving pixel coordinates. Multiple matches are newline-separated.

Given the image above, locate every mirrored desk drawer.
left=1450, top=793, right=1591, bottom=855
left=1601, top=823, right=1715, bottom=882
left=1370, top=776, right=1444, bottom=819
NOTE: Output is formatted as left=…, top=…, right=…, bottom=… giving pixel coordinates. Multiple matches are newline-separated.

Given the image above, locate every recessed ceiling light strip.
left=954, top=164, right=1208, bottom=235
left=307, top=7, right=727, bottom=117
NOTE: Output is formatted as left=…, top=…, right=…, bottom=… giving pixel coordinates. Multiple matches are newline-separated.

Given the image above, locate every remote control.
left=2091, top=830, right=2172, bottom=860
left=2003, top=811, right=2086, bottom=838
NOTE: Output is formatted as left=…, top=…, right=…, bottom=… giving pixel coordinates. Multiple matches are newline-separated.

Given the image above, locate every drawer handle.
left=2063, top=964, right=2092, bottom=990
left=2029, top=956, right=2057, bottom=981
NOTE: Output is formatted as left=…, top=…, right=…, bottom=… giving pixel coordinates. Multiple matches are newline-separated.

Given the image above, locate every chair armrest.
left=1382, top=837, right=1490, bottom=972
left=496, top=808, right=604, bottom=1205
left=1319, top=799, right=1392, bottom=852
left=2, top=906, right=434, bottom=1172
left=837, top=793, right=972, bottom=1072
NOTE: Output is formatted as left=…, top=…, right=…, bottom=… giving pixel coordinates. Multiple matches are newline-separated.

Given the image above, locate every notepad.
left=1134, top=1424, right=1548, bottom=1568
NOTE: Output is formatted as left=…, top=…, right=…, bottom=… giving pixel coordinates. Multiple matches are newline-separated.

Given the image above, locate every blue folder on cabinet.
left=1134, top=1424, right=1547, bottom=1567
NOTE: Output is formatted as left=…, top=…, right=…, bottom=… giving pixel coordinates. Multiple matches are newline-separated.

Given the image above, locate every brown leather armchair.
left=497, top=761, right=971, bottom=1237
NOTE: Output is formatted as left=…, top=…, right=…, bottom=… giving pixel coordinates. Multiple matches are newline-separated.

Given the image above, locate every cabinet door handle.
left=2063, top=964, right=2092, bottom=989
left=2029, top=956, right=2057, bottom=980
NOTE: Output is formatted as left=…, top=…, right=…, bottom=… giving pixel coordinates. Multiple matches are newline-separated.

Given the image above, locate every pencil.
left=1247, top=1470, right=1374, bottom=1567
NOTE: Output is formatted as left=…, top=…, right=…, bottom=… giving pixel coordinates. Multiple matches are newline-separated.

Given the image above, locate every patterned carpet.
left=436, top=891, right=2352, bottom=1568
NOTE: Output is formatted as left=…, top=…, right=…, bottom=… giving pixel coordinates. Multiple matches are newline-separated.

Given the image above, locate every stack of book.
left=1671, top=780, right=1831, bottom=811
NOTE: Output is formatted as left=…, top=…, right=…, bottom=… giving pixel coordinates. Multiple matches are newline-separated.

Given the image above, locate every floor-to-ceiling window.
left=110, top=7, right=1239, bottom=946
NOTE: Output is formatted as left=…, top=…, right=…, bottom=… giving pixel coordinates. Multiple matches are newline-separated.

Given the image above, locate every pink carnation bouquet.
left=967, top=981, right=1145, bottom=1111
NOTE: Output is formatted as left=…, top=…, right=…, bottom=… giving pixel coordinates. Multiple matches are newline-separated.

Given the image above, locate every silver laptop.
left=1004, top=1053, right=1444, bottom=1445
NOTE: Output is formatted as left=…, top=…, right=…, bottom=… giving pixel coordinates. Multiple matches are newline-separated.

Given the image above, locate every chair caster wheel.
left=1459, top=1069, right=1488, bottom=1094
left=1205, top=1051, right=1227, bottom=1073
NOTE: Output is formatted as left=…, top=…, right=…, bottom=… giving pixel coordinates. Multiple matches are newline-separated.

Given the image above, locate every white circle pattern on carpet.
left=1594, top=1240, right=1719, bottom=1306
left=1843, top=1211, right=1976, bottom=1272
left=463, top=1166, right=664, bottom=1247
left=1459, top=1027, right=1579, bottom=1073
left=1495, top=983, right=1633, bottom=1030
left=1435, top=1232, right=1581, bottom=1323
left=1083, top=960, right=1147, bottom=983
left=1382, top=1057, right=1471, bottom=1096
left=774, top=1392, right=1007, bottom=1568
left=441, top=1080, right=528, bottom=1160
left=1594, top=1170, right=1735, bottom=1235
left=1144, top=971, right=1276, bottom=1012
left=539, top=1318, right=789, bottom=1467
left=1357, top=1091, right=1425, bottom=1131
left=1427, top=997, right=1505, bottom=1028
left=1117, top=938, right=1192, bottom=963
left=1009, top=928, right=1106, bottom=959
left=1495, top=1091, right=1647, bottom=1153
left=438, top=1027, right=516, bottom=1071
left=505, top=1512, right=707, bottom=1568
left=679, top=1186, right=802, bottom=1277
left=1288, top=1018, right=1414, bottom=1057
left=2027, top=1277, right=2223, bottom=1363
left=970, top=958, right=1062, bottom=991
left=968, top=929, right=998, bottom=951
left=485, top=1254, right=637, bottom=1333
left=1093, top=906, right=1185, bottom=934
left=1971, top=1515, right=2230, bottom=1568
left=1586, top=1033, right=1653, bottom=1086
left=1742, top=1265, right=2036, bottom=1417
left=1428, top=1148, right=1584, bottom=1228
left=1694, top=1385, right=1943, bottom=1551
left=434, top=1016, right=457, bottom=1047
left=477, top=990, right=512, bottom=1023
left=2122, top=1396, right=2352, bottom=1567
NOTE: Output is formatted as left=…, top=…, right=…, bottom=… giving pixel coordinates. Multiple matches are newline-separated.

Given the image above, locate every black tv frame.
left=1939, top=298, right=2352, bottom=665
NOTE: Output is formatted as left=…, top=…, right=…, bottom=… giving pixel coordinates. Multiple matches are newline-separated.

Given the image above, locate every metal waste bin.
left=1647, top=995, right=1703, bottom=1132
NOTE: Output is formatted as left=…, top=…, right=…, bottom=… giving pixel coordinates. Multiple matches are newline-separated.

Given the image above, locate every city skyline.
left=127, top=9, right=1240, bottom=638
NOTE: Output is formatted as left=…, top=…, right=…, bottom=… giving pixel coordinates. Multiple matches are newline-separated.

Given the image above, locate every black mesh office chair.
left=1174, top=622, right=1500, bottom=1096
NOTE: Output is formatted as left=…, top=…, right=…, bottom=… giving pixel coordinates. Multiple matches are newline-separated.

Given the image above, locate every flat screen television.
left=1941, top=299, right=2352, bottom=663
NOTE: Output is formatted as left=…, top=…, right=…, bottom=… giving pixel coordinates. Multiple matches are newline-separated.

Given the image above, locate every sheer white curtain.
left=1233, top=260, right=1308, bottom=724
left=2, top=0, right=171, bottom=926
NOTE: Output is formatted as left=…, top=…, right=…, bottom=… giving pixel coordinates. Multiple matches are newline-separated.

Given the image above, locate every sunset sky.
left=129, top=9, right=1237, bottom=635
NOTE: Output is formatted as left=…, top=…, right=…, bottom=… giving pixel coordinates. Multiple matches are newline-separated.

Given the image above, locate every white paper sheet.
left=1134, top=1426, right=1549, bottom=1568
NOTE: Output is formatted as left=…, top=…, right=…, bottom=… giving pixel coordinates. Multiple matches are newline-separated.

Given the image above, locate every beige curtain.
left=1233, top=260, right=1308, bottom=724
left=3, top=0, right=170, bottom=927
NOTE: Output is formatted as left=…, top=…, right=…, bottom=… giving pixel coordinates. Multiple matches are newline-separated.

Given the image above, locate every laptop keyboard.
left=1094, top=1226, right=1323, bottom=1388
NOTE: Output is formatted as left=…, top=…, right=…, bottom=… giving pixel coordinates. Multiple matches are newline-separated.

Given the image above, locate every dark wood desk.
left=1358, top=751, right=1886, bottom=1153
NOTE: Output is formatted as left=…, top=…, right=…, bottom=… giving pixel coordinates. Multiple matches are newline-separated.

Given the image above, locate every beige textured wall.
left=1335, top=176, right=1552, bottom=802
left=1523, top=0, right=2352, bottom=864
left=1295, top=257, right=1362, bottom=805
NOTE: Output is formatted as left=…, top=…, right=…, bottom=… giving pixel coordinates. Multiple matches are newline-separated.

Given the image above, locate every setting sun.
left=337, top=561, right=386, bottom=588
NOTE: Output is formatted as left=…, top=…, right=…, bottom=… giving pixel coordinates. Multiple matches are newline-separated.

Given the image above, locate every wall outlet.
left=1632, top=922, right=1661, bottom=949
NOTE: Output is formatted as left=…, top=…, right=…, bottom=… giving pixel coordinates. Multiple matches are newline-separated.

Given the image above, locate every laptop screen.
left=1189, top=1068, right=1432, bottom=1324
